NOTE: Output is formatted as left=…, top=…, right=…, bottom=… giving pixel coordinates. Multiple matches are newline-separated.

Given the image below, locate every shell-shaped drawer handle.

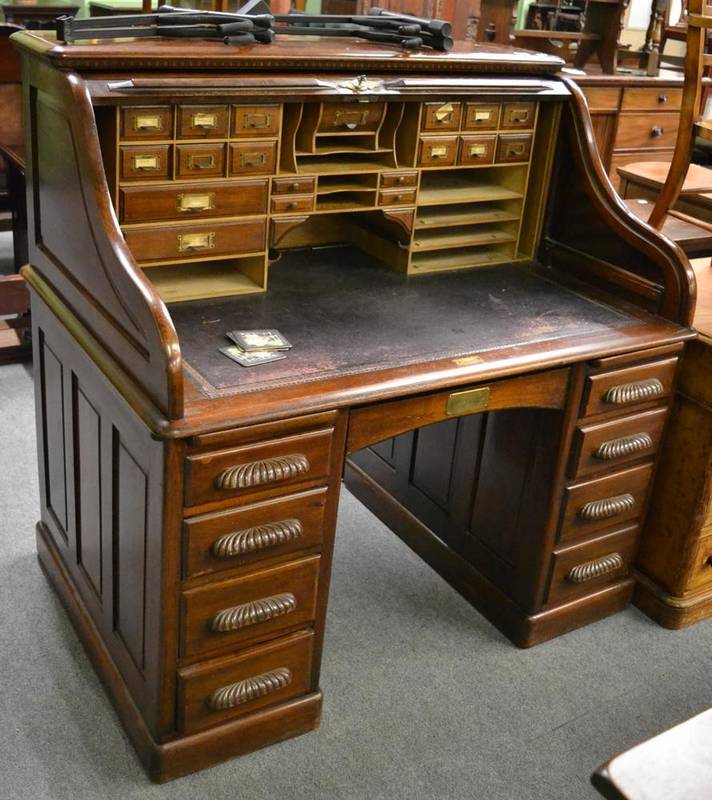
left=212, top=519, right=304, bottom=558
left=207, top=667, right=292, bottom=712
left=567, top=552, right=624, bottom=584
left=605, top=378, right=664, bottom=405
left=210, top=592, right=297, bottom=633
left=215, top=454, right=310, bottom=490
left=578, top=493, right=635, bottom=521
left=594, top=432, right=653, bottom=461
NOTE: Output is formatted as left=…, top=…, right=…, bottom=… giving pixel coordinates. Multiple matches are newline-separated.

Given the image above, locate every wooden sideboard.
left=14, top=31, right=696, bottom=781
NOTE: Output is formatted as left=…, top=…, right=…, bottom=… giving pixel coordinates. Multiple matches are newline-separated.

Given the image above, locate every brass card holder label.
left=429, top=145, right=449, bottom=158
left=446, top=387, right=490, bottom=416
left=507, top=143, right=526, bottom=157
left=468, top=144, right=488, bottom=157
left=177, top=192, right=215, bottom=213
left=191, top=112, right=218, bottom=129
left=474, top=109, right=492, bottom=122
left=133, top=114, right=162, bottom=132
left=188, top=153, right=217, bottom=170
left=434, top=103, right=455, bottom=123
left=509, top=108, right=530, bottom=123
left=177, top=231, right=216, bottom=252
left=239, top=151, right=267, bottom=168
left=132, top=154, right=159, bottom=170
left=244, top=112, right=271, bottom=129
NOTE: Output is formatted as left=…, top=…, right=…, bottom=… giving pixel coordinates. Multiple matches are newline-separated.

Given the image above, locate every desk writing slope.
left=14, top=30, right=695, bottom=782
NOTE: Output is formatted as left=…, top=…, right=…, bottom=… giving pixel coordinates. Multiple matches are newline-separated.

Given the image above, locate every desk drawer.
left=418, top=136, right=458, bottom=167
left=176, top=143, right=226, bottom=179
left=621, top=87, right=682, bottom=111
left=570, top=407, right=668, bottom=478
left=581, top=87, right=620, bottom=112
left=185, top=428, right=335, bottom=508
left=271, top=194, right=314, bottom=214
left=318, top=102, right=384, bottom=133
left=616, top=113, right=680, bottom=150
left=119, top=145, right=171, bottom=181
left=124, top=218, right=265, bottom=264
left=183, top=488, right=328, bottom=579
left=378, top=188, right=416, bottom=207
left=459, top=135, right=496, bottom=165
left=120, top=105, right=172, bottom=140
left=380, top=171, right=417, bottom=189
left=177, top=104, right=229, bottom=139
left=559, top=462, right=653, bottom=544
left=582, top=357, right=678, bottom=418
left=272, top=176, right=315, bottom=195
left=463, top=102, right=500, bottom=131
left=181, top=556, right=320, bottom=659
left=422, top=101, right=462, bottom=132
left=177, top=630, right=313, bottom=734
left=496, top=133, right=532, bottom=164
left=120, top=179, right=268, bottom=223
left=229, top=141, right=277, bottom=176
left=501, top=102, right=535, bottom=130
left=232, top=105, right=281, bottom=137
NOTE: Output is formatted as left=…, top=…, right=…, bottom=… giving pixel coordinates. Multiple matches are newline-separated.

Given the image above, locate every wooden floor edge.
left=633, top=570, right=712, bottom=629
left=36, top=521, right=322, bottom=783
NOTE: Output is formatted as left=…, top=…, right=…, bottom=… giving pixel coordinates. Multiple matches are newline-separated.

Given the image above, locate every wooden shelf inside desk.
left=146, top=258, right=265, bottom=303
left=415, top=204, right=521, bottom=229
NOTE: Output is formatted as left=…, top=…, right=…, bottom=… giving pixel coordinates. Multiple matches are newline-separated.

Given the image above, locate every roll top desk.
left=13, top=32, right=697, bottom=781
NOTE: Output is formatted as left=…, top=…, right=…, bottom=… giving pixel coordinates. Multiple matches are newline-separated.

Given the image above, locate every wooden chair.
left=617, top=0, right=712, bottom=257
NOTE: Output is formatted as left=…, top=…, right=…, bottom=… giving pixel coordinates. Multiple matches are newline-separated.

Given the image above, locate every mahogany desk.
left=13, top=32, right=697, bottom=781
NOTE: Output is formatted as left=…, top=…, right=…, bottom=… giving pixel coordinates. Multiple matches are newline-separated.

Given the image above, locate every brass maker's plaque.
left=446, top=386, right=490, bottom=416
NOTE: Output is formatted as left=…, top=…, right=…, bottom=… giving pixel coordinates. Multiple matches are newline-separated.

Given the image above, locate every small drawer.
left=184, top=427, right=335, bottom=508
left=570, top=407, right=668, bottom=479
left=547, top=525, right=638, bottom=605
left=272, top=177, right=315, bottom=195
left=621, top=87, right=683, bottom=111
left=559, top=462, right=654, bottom=544
left=119, top=179, right=268, bottom=223
left=421, top=101, right=462, bottom=132
left=181, top=555, right=320, bottom=659
left=501, top=102, right=535, bottom=130
left=271, top=194, right=314, bottom=214
left=123, top=218, right=266, bottom=264
left=463, top=102, right=500, bottom=131
left=685, top=535, right=712, bottom=592
left=380, top=171, right=417, bottom=189
left=459, top=135, right=496, bottom=165
left=175, top=143, right=226, bottom=179
left=496, top=133, right=532, bottom=164
left=378, top=188, right=416, bottom=207
left=177, top=630, right=313, bottom=734
left=418, top=136, right=458, bottom=167
left=119, top=145, right=171, bottom=181
left=616, top=113, right=680, bottom=150
left=120, top=106, right=172, bottom=140
left=318, top=102, right=384, bottom=133
left=177, top=104, right=229, bottom=139
left=229, top=141, right=277, bottom=176
left=183, top=487, right=328, bottom=579
left=232, top=104, right=281, bottom=137
left=582, top=357, right=678, bottom=418
left=581, top=87, right=621, bottom=112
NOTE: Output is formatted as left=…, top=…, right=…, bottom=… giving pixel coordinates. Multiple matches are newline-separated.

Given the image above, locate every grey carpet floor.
left=1, top=360, right=712, bottom=800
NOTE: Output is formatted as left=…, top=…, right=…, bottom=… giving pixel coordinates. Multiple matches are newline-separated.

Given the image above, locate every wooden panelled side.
left=411, top=420, right=458, bottom=509
left=40, top=335, right=68, bottom=540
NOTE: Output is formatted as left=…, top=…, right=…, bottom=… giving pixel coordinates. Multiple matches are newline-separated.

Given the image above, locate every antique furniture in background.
left=2, top=3, right=79, bottom=27
left=15, top=30, right=696, bottom=781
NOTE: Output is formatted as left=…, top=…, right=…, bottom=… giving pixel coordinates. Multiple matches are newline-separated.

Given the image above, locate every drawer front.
left=184, top=487, right=328, bottom=579
left=501, top=102, right=535, bottom=130
left=582, top=86, right=621, bottom=112
left=120, top=106, right=172, bottom=140
left=177, top=104, right=229, bottom=139
left=418, top=136, right=458, bottom=167
left=686, top=535, right=712, bottom=591
left=182, top=556, right=320, bottom=658
left=119, top=179, right=268, bottom=223
left=229, top=141, right=277, bottom=176
left=621, top=87, right=683, bottom=111
left=318, top=102, right=384, bottom=133
left=582, top=357, right=678, bottom=418
left=378, top=188, right=416, bottom=207
left=176, top=143, right=226, bottom=179
left=184, top=427, right=335, bottom=508
left=272, top=176, right=315, bottom=195
left=380, top=171, right=418, bottom=189
left=271, top=194, right=314, bottom=214
left=496, top=133, right=532, bottom=163
left=459, top=134, right=496, bottom=165
left=463, top=102, right=500, bottom=131
left=177, top=630, right=313, bottom=734
left=422, top=101, right=462, bottom=132
left=559, top=462, right=653, bottom=544
left=571, top=407, right=668, bottom=478
left=119, top=145, right=171, bottom=181
left=124, top=218, right=265, bottom=264
left=547, top=525, right=638, bottom=605
left=232, top=104, right=281, bottom=137
left=616, top=113, right=680, bottom=150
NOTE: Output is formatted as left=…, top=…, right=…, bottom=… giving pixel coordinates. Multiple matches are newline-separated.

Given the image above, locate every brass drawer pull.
left=177, top=232, right=215, bottom=252
left=212, top=518, right=304, bottom=558
left=594, top=432, right=653, bottom=460
left=210, top=592, right=297, bottom=633
left=468, top=144, right=488, bottom=157
left=243, top=112, right=272, bottom=129
left=239, top=151, right=267, bottom=168
left=177, top=192, right=215, bottom=213
left=506, top=143, right=526, bottom=157
left=578, top=493, right=635, bottom=521
left=334, top=109, right=369, bottom=129
left=429, top=145, right=450, bottom=159
left=215, top=453, right=310, bottom=490
left=133, top=113, right=163, bottom=132
left=207, top=667, right=292, bottom=711
left=473, top=109, right=492, bottom=122
left=188, top=153, right=217, bottom=170
left=567, top=552, right=624, bottom=584
left=433, top=103, right=455, bottom=123
left=604, top=378, right=664, bottom=405
left=508, top=108, right=530, bottom=123
left=131, top=154, right=159, bottom=171
left=190, top=111, right=218, bottom=129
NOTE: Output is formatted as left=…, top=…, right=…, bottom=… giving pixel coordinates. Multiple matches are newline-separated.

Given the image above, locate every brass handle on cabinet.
left=506, top=143, right=526, bottom=157
left=290, top=182, right=301, bottom=191
left=473, top=109, right=493, bottom=122
left=131, top=154, right=160, bottom=171
left=578, top=493, right=635, bottom=521
left=188, top=153, right=217, bottom=170
left=207, top=667, right=292, bottom=711
left=429, top=145, right=449, bottom=159
left=651, top=126, right=664, bottom=138
left=211, top=519, right=304, bottom=558
left=133, top=113, right=163, bottom=132
left=190, top=111, right=219, bottom=129
left=594, top=432, right=653, bottom=460
left=243, top=112, right=272, bottom=129
left=508, top=108, right=530, bottom=123
left=177, top=232, right=215, bottom=252
left=177, top=192, right=215, bottom=213
left=433, top=103, right=455, bottom=123
left=239, top=151, right=268, bottom=168
left=214, top=454, right=310, bottom=490
left=567, top=552, right=624, bottom=584
left=397, top=175, right=406, bottom=183
left=210, top=592, right=297, bottom=633
left=604, top=378, right=664, bottom=405
left=468, top=144, right=488, bottom=157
